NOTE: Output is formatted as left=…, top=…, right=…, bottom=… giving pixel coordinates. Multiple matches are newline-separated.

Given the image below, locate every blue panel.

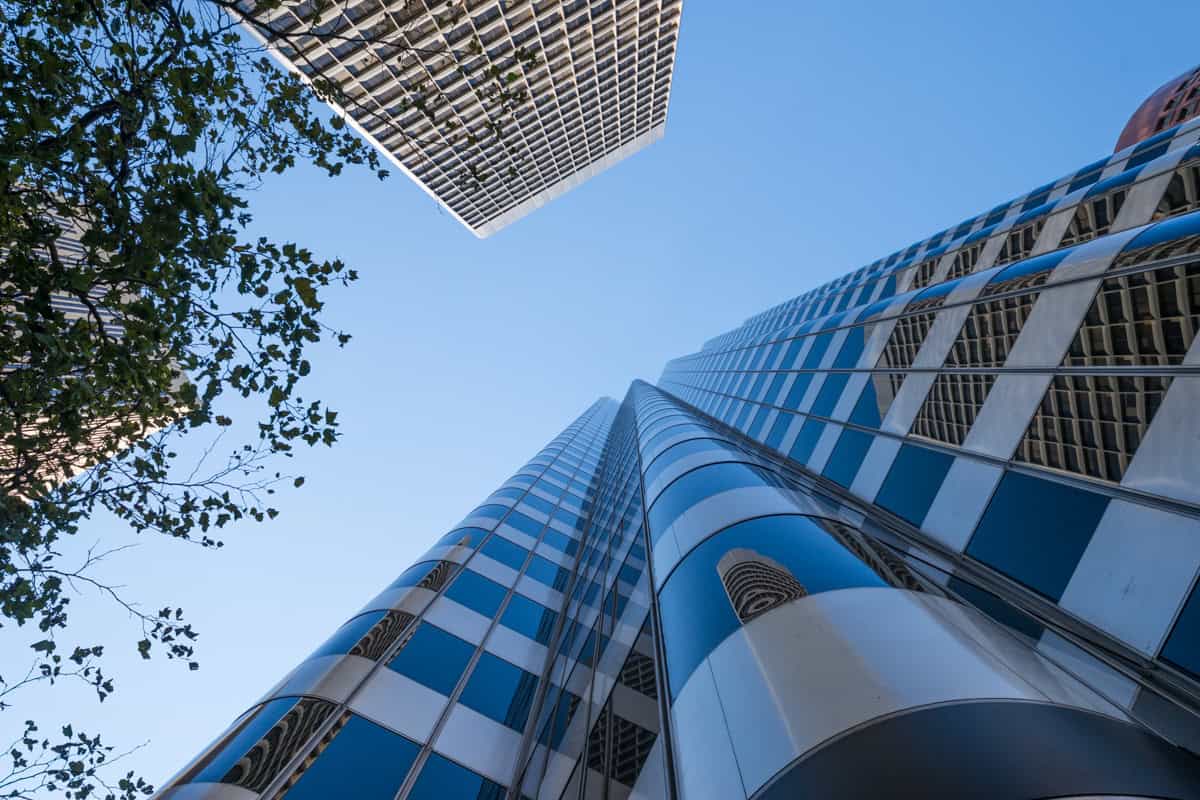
left=1067, top=158, right=1108, bottom=193
left=988, top=249, right=1070, bottom=286
left=849, top=380, right=883, bottom=428
left=821, top=428, right=873, bottom=488
left=643, top=437, right=726, bottom=487
left=503, top=510, right=544, bottom=537
left=437, top=527, right=489, bottom=549
left=647, top=461, right=767, bottom=540
left=408, top=753, right=505, bottom=800
left=765, top=412, right=794, bottom=450
left=788, top=419, right=825, bottom=464
left=831, top=326, right=866, bottom=369
left=481, top=534, right=529, bottom=571
left=1082, top=166, right=1141, bottom=199
left=1120, top=210, right=1200, bottom=257
left=658, top=515, right=887, bottom=699
left=189, top=698, right=299, bottom=783
left=389, top=561, right=437, bottom=590
left=520, top=492, right=556, bottom=516
left=800, top=333, right=833, bottom=369
left=783, top=372, right=814, bottom=410
left=308, top=611, right=386, bottom=660
left=285, top=715, right=419, bottom=800
left=874, top=444, right=954, bottom=526
left=763, top=372, right=788, bottom=405
left=1162, top=583, right=1200, bottom=679
left=539, top=689, right=581, bottom=750
left=541, top=527, right=580, bottom=556
left=524, top=553, right=570, bottom=590
left=388, top=622, right=475, bottom=696
left=471, top=504, right=509, bottom=520
left=747, top=404, right=772, bottom=439
left=445, top=569, right=509, bottom=618
left=500, top=592, right=558, bottom=645
left=809, top=373, right=849, bottom=417
left=967, top=472, right=1109, bottom=601
left=458, top=652, right=539, bottom=731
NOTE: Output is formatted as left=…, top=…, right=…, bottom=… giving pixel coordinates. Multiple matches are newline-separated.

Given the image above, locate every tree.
left=0, top=1, right=534, bottom=796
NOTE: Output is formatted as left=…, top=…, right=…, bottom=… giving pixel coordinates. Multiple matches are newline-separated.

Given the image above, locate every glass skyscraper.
left=158, top=70, right=1200, bottom=799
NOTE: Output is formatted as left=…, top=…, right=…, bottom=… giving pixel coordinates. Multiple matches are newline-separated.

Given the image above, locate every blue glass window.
left=788, top=419, right=825, bottom=464
left=765, top=412, right=793, bottom=450
left=647, top=462, right=767, bottom=540
left=874, top=444, right=953, bottom=527
left=643, top=423, right=707, bottom=455
left=458, top=652, right=539, bottom=731
left=541, top=528, right=580, bottom=556
left=520, top=492, right=557, bottom=516
left=849, top=381, right=884, bottom=428
left=821, top=428, right=873, bottom=488
left=445, top=569, right=509, bottom=618
left=643, top=438, right=726, bottom=487
left=658, top=515, right=886, bottom=699
left=285, top=715, right=419, bottom=800
left=408, top=753, right=505, bottom=800
left=388, top=561, right=437, bottom=590
left=763, top=372, right=788, bottom=405
left=783, top=372, right=814, bottom=410
left=481, top=535, right=529, bottom=571
left=967, top=472, right=1109, bottom=601
left=500, top=593, right=558, bottom=645
left=524, top=554, right=570, bottom=591
left=502, top=510, right=544, bottom=538
left=949, top=577, right=1045, bottom=642
left=471, top=504, right=509, bottom=520
left=747, top=405, right=772, bottom=439
left=800, top=333, right=832, bottom=369
left=1162, top=583, right=1200, bottom=680
left=308, top=611, right=385, bottom=660
left=831, top=326, right=865, bottom=369
left=436, top=527, right=489, bottom=549
left=189, top=698, right=299, bottom=783
left=539, top=689, right=581, bottom=750
left=388, top=622, right=475, bottom=695
left=809, top=373, right=849, bottom=417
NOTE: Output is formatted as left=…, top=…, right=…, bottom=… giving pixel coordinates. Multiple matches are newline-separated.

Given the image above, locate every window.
left=283, top=715, right=419, bottom=800
left=458, top=652, right=539, bottom=731
left=1152, top=160, right=1200, bottom=221
left=585, top=702, right=657, bottom=787
left=643, top=437, right=727, bottom=487
left=874, top=294, right=946, bottom=399
left=1162, top=581, right=1200, bottom=680
left=388, top=561, right=439, bottom=591
left=945, top=240, right=985, bottom=281
left=809, top=373, right=849, bottom=417
left=435, top=527, right=489, bottom=549
left=967, top=471, right=1109, bottom=601
left=309, top=610, right=415, bottom=662
left=821, top=428, right=873, bottom=488
left=388, top=622, right=476, bottom=695
left=945, top=292, right=1040, bottom=368
left=500, top=592, right=559, bottom=644
left=647, top=461, right=767, bottom=540
left=788, top=419, right=825, bottom=464
left=911, top=373, right=996, bottom=447
left=657, top=515, right=886, bottom=698
left=1016, top=374, right=1172, bottom=483
left=408, top=753, right=505, bottom=800
left=874, top=444, right=954, bottom=526
left=993, top=216, right=1045, bottom=266
left=186, top=698, right=318, bottom=786
left=1060, top=186, right=1129, bottom=247
left=618, top=649, right=659, bottom=700
left=1112, top=207, right=1200, bottom=268
left=524, top=552, right=571, bottom=591
left=481, top=534, right=529, bottom=571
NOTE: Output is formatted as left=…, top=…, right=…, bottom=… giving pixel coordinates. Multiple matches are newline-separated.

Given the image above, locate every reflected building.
left=159, top=69, right=1200, bottom=799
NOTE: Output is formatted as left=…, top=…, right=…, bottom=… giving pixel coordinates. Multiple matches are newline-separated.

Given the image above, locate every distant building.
left=240, top=0, right=683, bottom=237
left=159, top=68, right=1200, bottom=800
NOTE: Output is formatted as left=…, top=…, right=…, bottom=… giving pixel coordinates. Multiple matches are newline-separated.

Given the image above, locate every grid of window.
left=910, top=373, right=997, bottom=447
left=1065, top=263, right=1200, bottom=367
left=993, top=217, right=1045, bottom=266
left=585, top=703, right=657, bottom=787
left=1016, top=374, right=1172, bottom=483
left=945, top=240, right=984, bottom=281
left=1060, top=187, right=1128, bottom=248
left=617, top=649, right=658, bottom=700
left=874, top=298, right=945, bottom=400
left=241, top=0, right=683, bottom=235
left=1154, top=161, right=1200, bottom=220
left=945, top=292, right=1040, bottom=368
left=908, top=256, right=940, bottom=290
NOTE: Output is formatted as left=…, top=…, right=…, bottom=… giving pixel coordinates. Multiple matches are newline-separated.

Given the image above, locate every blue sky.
left=9, top=0, right=1199, bottom=787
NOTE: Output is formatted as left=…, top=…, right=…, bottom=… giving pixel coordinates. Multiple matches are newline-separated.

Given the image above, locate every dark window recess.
left=874, top=296, right=946, bottom=400
left=417, top=560, right=458, bottom=593
left=1153, top=163, right=1200, bottom=221
left=945, top=241, right=985, bottom=281
left=222, top=698, right=337, bottom=792
left=1060, top=189, right=1128, bottom=247
left=993, top=218, right=1045, bottom=266
left=280, top=714, right=419, bottom=800
left=1016, top=374, right=1172, bottom=483
left=1161, top=579, right=1200, bottom=680
left=586, top=702, right=657, bottom=787
left=907, top=257, right=940, bottom=290
left=617, top=649, right=659, bottom=700
left=946, top=292, right=1040, bottom=368
left=1065, top=263, right=1200, bottom=367
left=911, top=373, right=997, bottom=447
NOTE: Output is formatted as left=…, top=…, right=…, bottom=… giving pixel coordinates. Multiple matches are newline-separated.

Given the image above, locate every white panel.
left=1122, top=376, right=1200, bottom=506
left=348, top=666, right=447, bottom=744
left=880, top=372, right=936, bottom=435
left=830, top=372, right=869, bottom=421
left=425, top=597, right=490, bottom=644
left=1115, top=168, right=1181, bottom=231
left=805, top=422, right=842, bottom=473
left=486, top=624, right=549, bottom=675
left=628, top=738, right=668, bottom=800
left=645, top=446, right=746, bottom=504
left=435, top=704, right=524, bottom=785
left=670, top=662, right=747, bottom=800
left=1032, top=209, right=1074, bottom=255
left=468, top=552, right=520, bottom=589
left=650, top=524, right=684, bottom=592
left=1004, top=280, right=1103, bottom=367
left=960, top=374, right=1053, bottom=459
left=1060, top=501, right=1200, bottom=656
left=777, top=413, right=807, bottom=455
left=515, top=576, right=563, bottom=610
left=849, top=435, right=903, bottom=502
left=496, top=522, right=540, bottom=550
left=258, top=654, right=374, bottom=705
left=911, top=304, right=972, bottom=368
left=1051, top=226, right=1141, bottom=283
left=356, top=585, right=436, bottom=616
left=921, top=457, right=1003, bottom=552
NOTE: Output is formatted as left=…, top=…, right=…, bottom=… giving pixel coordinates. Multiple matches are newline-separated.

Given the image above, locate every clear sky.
left=8, top=0, right=1199, bottom=788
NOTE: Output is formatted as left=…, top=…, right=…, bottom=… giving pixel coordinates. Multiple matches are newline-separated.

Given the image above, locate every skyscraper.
left=236, top=0, right=683, bottom=237
left=157, top=71, right=1200, bottom=799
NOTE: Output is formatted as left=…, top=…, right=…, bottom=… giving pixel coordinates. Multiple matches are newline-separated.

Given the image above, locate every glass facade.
left=159, top=77, right=1200, bottom=800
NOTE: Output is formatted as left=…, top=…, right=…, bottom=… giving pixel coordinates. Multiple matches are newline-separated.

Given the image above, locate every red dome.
left=1115, top=65, right=1200, bottom=152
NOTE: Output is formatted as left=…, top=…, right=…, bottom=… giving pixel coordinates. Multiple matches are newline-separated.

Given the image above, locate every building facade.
left=237, top=0, right=682, bottom=237
left=158, top=75, right=1200, bottom=799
